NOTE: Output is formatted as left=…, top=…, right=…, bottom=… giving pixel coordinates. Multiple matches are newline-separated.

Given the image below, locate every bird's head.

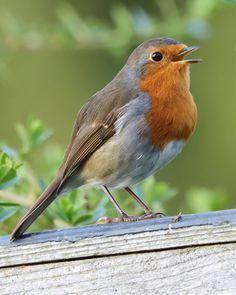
left=126, top=37, right=201, bottom=90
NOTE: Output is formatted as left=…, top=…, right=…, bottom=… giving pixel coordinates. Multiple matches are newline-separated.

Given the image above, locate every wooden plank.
left=1, top=243, right=236, bottom=295
left=0, top=209, right=236, bottom=268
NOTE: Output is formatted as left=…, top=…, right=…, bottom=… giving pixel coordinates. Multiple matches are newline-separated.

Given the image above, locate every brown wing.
left=57, top=110, right=117, bottom=189
left=58, top=80, right=138, bottom=179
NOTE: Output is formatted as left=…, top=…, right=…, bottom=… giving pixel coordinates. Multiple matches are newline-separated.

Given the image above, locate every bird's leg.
left=101, top=186, right=128, bottom=220
left=98, top=186, right=141, bottom=223
left=125, top=187, right=166, bottom=219
left=125, top=187, right=152, bottom=214
left=97, top=186, right=165, bottom=224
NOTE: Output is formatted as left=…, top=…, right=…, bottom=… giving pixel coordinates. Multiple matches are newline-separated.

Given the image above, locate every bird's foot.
left=140, top=211, right=166, bottom=220
left=96, top=215, right=141, bottom=224
left=96, top=211, right=165, bottom=224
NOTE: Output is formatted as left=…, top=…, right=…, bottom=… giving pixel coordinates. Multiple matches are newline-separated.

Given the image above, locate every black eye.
left=151, top=52, right=163, bottom=62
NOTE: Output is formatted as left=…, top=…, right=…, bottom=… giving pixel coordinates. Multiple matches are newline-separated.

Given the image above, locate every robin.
left=11, top=37, right=200, bottom=240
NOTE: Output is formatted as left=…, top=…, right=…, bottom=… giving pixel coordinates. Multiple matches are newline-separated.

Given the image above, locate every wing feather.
left=58, top=111, right=116, bottom=189
left=11, top=81, right=137, bottom=239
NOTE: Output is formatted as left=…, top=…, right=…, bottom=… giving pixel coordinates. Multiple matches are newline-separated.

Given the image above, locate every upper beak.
left=173, top=46, right=202, bottom=64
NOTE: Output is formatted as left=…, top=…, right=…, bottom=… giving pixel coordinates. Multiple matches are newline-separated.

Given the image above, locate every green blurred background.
left=0, top=0, right=236, bottom=234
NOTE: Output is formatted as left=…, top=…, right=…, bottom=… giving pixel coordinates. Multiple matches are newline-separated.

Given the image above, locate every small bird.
left=11, top=37, right=200, bottom=240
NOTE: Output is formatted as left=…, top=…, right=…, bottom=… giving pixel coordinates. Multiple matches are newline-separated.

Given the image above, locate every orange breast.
left=139, top=64, right=197, bottom=149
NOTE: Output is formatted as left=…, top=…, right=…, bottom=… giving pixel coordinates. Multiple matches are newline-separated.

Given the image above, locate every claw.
left=140, top=212, right=165, bottom=220
left=171, top=212, right=182, bottom=223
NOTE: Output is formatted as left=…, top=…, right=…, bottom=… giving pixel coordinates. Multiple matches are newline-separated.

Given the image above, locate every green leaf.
left=0, top=144, right=18, bottom=158
left=0, top=165, right=17, bottom=184
left=73, top=214, right=92, bottom=225
left=15, top=118, right=53, bottom=156
left=0, top=152, right=21, bottom=188
left=0, top=176, right=20, bottom=189
left=0, top=201, right=20, bottom=207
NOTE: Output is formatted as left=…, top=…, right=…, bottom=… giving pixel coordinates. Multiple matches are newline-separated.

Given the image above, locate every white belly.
left=105, top=138, right=185, bottom=188
left=84, top=133, right=185, bottom=189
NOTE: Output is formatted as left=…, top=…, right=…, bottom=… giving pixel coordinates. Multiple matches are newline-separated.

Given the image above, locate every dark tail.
left=11, top=178, right=61, bottom=241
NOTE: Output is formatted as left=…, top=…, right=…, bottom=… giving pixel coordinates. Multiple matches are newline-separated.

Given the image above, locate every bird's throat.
left=139, top=65, right=197, bottom=149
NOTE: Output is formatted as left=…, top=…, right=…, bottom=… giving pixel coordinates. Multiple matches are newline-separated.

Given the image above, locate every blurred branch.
left=0, top=0, right=226, bottom=72
left=0, top=0, right=224, bottom=53
left=0, top=190, right=32, bottom=208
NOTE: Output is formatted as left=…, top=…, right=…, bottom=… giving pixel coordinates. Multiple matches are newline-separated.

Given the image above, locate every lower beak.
left=173, top=46, right=202, bottom=64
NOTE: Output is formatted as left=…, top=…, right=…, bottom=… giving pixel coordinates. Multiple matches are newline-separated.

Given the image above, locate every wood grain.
left=0, top=222, right=236, bottom=268
left=1, top=243, right=236, bottom=295
left=1, top=209, right=236, bottom=294
left=0, top=209, right=236, bottom=267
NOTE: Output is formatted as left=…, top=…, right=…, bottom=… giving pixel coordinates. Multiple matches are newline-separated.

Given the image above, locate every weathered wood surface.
left=0, top=209, right=236, bottom=294
left=1, top=243, right=236, bottom=295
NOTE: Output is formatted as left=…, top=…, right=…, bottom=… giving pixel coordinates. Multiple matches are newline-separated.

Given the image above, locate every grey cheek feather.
left=119, top=51, right=150, bottom=90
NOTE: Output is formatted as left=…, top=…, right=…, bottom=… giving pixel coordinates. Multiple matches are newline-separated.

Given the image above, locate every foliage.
left=16, top=117, right=53, bottom=158
left=185, top=187, right=229, bottom=213
left=0, top=0, right=227, bottom=70
left=0, top=118, right=230, bottom=235
left=0, top=152, right=21, bottom=189
left=0, top=202, right=20, bottom=223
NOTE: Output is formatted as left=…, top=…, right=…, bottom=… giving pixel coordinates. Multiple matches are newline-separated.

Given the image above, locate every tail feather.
left=11, top=178, right=60, bottom=241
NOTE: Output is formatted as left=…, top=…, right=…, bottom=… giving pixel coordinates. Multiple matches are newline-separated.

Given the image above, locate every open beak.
left=173, top=46, right=202, bottom=64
